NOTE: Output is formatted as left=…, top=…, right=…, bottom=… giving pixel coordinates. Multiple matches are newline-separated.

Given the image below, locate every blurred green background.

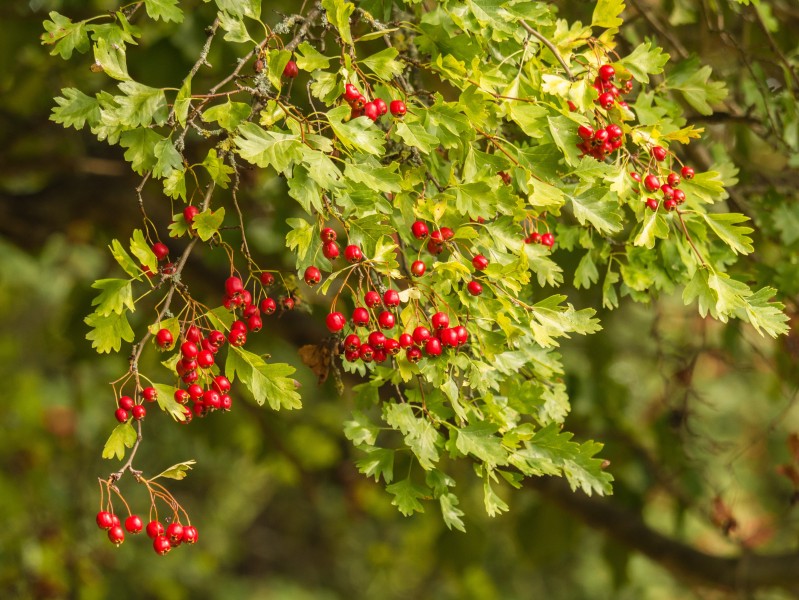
left=2, top=0, right=799, bottom=598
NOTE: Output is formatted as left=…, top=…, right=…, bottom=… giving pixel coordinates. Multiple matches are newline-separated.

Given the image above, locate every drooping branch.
left=529, top=476, right=799, bottom=593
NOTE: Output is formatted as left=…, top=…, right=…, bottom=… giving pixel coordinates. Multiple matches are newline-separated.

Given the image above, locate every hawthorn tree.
left=7, top=0, right=796, bottom=595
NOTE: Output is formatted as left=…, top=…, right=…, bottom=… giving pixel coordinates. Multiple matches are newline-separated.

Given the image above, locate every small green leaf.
left=144, top=0, right=184, bottom=22
left=619, top=41, right=669, bottom=84
left=202, top=148, right=234, bottom=188
left=152, top=460, right=196, bottom=480
left=355, top=447, right=395, bottom=483
left=344, top=411, right=379, bottom=446
left=634, top=210, right=670, bottom=249
left=592, top=0, right=625, bottom=29
left=295, top=41, right=331, bottom=71
left=453, top=423, right=508, bottom=468
left=91, top=279, right=134, bottom=316
left=51, top=88, right=100, bottom=130
left=174, top=76, right=192, bottom=127
left=152, top=138, right=182, bottom=179
left=440, top=493, right=466, bottom=532
left=85, top=310, right=135, bottom=354
left=344, top=158, right=402, bottom=193
left=120, top=128, right=162, bottom=174
left=225, top=346, right=302, bottom=410
left=192, top=208, right=225, bottom=241
left=218, top=10, right=252, bottom=43
left=574, top=252, right=599, bottom=289
left=286, top=217, right=315, bottom=269
left=202, top=101, right=252, bottom=132
left=571, top=190, right=623, bottom=234
left=130, top=229, right=158, bottom=273
left=386, top=478, right=429, bottom=516
left=744, top=287, right=789, bottom=338
left=101, top=422, right=136, bottom=460
left=394, top=120, right=439, bottom=154
left=109, top=239, right=141, bottom=278
left=327, top=105, right=385, bottom=155
left=93, top=37, right=130, bottom=81
left=666, top=57, right=728, bottom=116
left=114, top=81, right=168, bottom=127
left=234, top=122, right=303, bottom=173
left=702, top=213, right=753, bottom=255
left=41, top=12, right=90, bottom=59
left=384, top=403, right=441, bottom=470
left=321, top=0, right=355, bottom=46
left=483, top=475, right=509, bottom=517
left=360, top=47, right=404, bottom=79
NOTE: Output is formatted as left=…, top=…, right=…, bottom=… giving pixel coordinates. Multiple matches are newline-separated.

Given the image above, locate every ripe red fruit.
left=664, top=198, right=678, bottom=211
left=166, top=522, right=184, bottom=544
left=673, top=189, right=686, bottom=204
left=598, top=92, right=615, bottom=109
left=374, top=98, right=388, bottom=116
left=646, top=197, right=659, bottom=211
left=231, top=319, right=247, bottom=332
left=209, top=330, right=225, bottom=348
left=212, top=375, right=231, bottom=394
left=440, top=327, right=458, bottom=348
left=644, top=174, right=660, bottom=192
left=182, top=526, right=198, bottom=544
left=427, top=239, right=444, bottom=255
left=221, top=394, right=232, bottom=411
left=344, top=244, right=363, bottom=263
left=352, top=307, right=370, bottom=327
left=243, top=304, right=259, bottom=319
left=225, top=276, right=244, bottom=297
left=187, top=384, right=204, bottom=400
left=359, top=344, right=375, bottom=362
left=183, top=205, right=199, bottom=224
left=472, top=255, right=489, bottom=271
left=577, top=124, right=594, bottom=140
left=412, top=326, right=431, bottom=345
left=228, top=329, right=247, bottom=346
left=118, top=395, right=135, bottom=411
left=260, top=297, right=277, bottom=315
left=364, top=290, right=381, bottom=307
left=630, top=172, right=642, bottom=183
left=260, top=272, right=275, bottom=286
left=363, top=101, right=380, bottom=121
left=383, top=289, right=400, bottom=307
left=108, top=526, right=125, bottom=546
left=368, top=331, right=387, bottom=348
left=146, top=521, right=165, bottom=539
left=153, top=535, right=172, bottom=555
left=281, top=297, right=295, bottom=311
left=598, top=64, right=616, bottom=81
left=131, top=405, right=146, bottom=420
left=384, top=338, right=400, bottom=355
left=667, top=172, right=681, bottom=187
left=185, top=325, right=202, bottom=344
left=247, top=315, right=263, bottom=332
left=378, top=311, right=395, bottom=330
left=344, top=349, right=359, bottom=362
left=152, top=242, right=169, bottom=261
left=197, top=350, right=215, bottom=368
left=344, top=83, right=361, bottom=102
left=541, top=232, right=555, bottom=248
left=467, top=280, right=483, bottom=296
left=180, top=341, right=198, bottom=359
left=411, top=260, right=426, bottom=277
left=344, top=334, right=361, bottom=352
left=411, top=220, right=429, bottom=239
left=606, top=123, right=623, bottom=138
left=304, top=266, right=322, bottom=286
left=681, top=166, right=695, bottom=179
left=326, top=312, right=346, bottom=332
left=174, top=389, right=190, bottom=404
left=350, top=95, right=366, bottom=111
left=389, top=100, right=407, bottom=117
left=282, top=59, right=298, bottom=79
left=96, top=511, right=114, bottom=530
left=124, top=515, right=143, bottom=534
left=440, top=227, right=454, bottom=241
left=593, top=128, right=609, bottom=144
left=406, top=346, right=422, bottom=363
left=114, top=408, right=129, bottom=423
left=322, top=241, right=340, bottom=260
left=454, top=325, right=468, bottom=345
left=431, top=312, right=450, bottom=330
left=661, top=184, right=675, bottom=198
left=425, top=338, right=442, bottom=356
left=374, top=348, right=388, bottom=363
left=155, top=328, right=173, bottom=349
left=398, top=333, right=413, bottom=348
left=320, top=227, right=337, bottom=242
left=652, top=145, right=667, bottom=161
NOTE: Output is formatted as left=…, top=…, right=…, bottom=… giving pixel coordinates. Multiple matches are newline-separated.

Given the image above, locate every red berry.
left=378, top=311, right=395, bottom=330
left=652, top=145, right=667, bottom=161
left=673, top=189, right=686, bottom=204
left=425, top=338, right=442, bottom=356
left=282, top=60, right=298, bottom=79
left=131, top=405, right=146, bottom=420
left=260, top=272, right=275, bottom=286
left=220, top=394, right=232, bottom=411
left=384, top=338, right=400, bottom=355
left=359, top=344, right=375, bottom=362
left=411, top=221, right=429, bottom=239
left=630, top=172, right=642, bottom=183
left=260, top=297, right=277, bottom=315
left=374, top=348, right=388, bottom=363
left=352, top=307, right=370, bottom=327
left=440, top=327, right=458, bottom=348
left=472, top=255, right=489, bottom=271
left=411, top=261, right=426, bottom=277
left=344, top=334, right=361, bottom=352
left=243, top=304, right=259, bottom=319
left=373, top=98, right=388, bottom=116
left=320, top=227, right=337, bottom=242
left=681, top=166, right=695, bottom=180
left=389, top=100, right=407, bottom=117
left=350, top=95, right=366, bottom=111
left=406, top=346, right=422, bottom=363
left=368, top=331, right=386, bottom=349
left=181, top=341, right=198, bottom=359
left=187, top=384, right=204, bottom=400
left=383, top=289, right=400, bottom=307
left=153, top=535, right=172, bottom=555
left=212, top=375, right=231, bottom=394
left=182, top=526, right=198, bottom=544
left=125, top=515, right=143, bottom=534
left=344, top=244, right=363, bottom=263
left=577, top=124, right=594, bottom=140
left=166, top=522, right=184, bottom=544
left=363, top=101, right=380, bottom=121
left=467, top=280, right=483, bottom=296
left=114, top=408, right=129, bottom=423
left=231, top=319, right=247, bottom=332
left=427, top=239, right=444, bottom=255
left=281, top=297, right=295, bottom=311
left=108, top=525, right=125, bottom=546
left=152, top=243, right=169, bottom=261
left=644, top=174, right=660, bottom=192
left=322, top=241, right=340, bottom=260
left=225, top=276, right=244, bottom=297
left=118, top=395, right=135, bottom=411
left=364, top=290, right=381, bottom=307
left=598, top=92, right=615, bottom=109
left=646, top=197, right=659, bottom=211
left=593, top=129, right=609, bottom=144
left=344, top=83, right=361, bottom=102
left=174, top=389, right=190, bottom=404
left=541, top=233, right=555, bottom=248
left=398, top=333, right=413, bottom=348
left=440, top=227, right=455, bottom=241
left=431, top=312, right=449, bottom=330
left=304, top=266, right=322, bottom=286
left=567, top=100, right=577, bottom=112
left=183, top=205, right=199, bottom=224
left=661, top=184, right=675, bottom=198
left=454, top=325, right=468, bottom=345
left=667, top=172, right=681, bottom=187
left=247, top=315, right=263, bottom=332
left=146, top=521, right=165, bottom=539
left=197, top=349, right=215, bottom=368
left=155, top=328, right=173, bottom=349
left=664, top=198, right=678, bottom=211
left=141, top=387, right=157, bottom=402
left=326, top=312, right=346, bottom=332
left=598, top=64, right=616, bottom=80
left=412, top=326, right=431, bottom=345
left=606, top=123, right=623, bottom=138
left=96, top=511, right=114, bottom=530
left=228, top=329, right=247, bottom=346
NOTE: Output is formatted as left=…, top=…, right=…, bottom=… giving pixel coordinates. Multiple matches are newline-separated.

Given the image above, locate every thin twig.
left=519, top=21, right=573, bottom=80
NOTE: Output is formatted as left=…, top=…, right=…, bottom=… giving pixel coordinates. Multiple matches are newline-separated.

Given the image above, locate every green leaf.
left=130, top=229, right=158, bottom=273
left=286, top=217, right=315, bottom=269
left=682, top=268, right=715, bottom=318
left=225, top=346, right=302, bottom=410
left=619, top=41, right=669, bottom=84
left=152, top=138, right=182, bottom=179
left=41, top=12, right=89, bottom=59
left=666, top=57, right=728, bottom=116
left=144, top=0, right=184, bottom=22
left=483, top=476, right=509, bottom=517
left=202, top=101, right=251, bottom=131
left=109, top=239, right=141, bottom=278
left=163, top=168, right=187, bottom=201
left=152, top=460, right=196, bottom=480
left=384, top=403, right=441, bottom=470
left=394, top=120, right=439, bottom=154
left=85, top=310, right=135, bottom=354
left=91, top=279, right=134, bottom=316
left=93, top=37, right=130, bottom=81
left=530, top=296, right=602, bottom=347
left=679, top=170, right=727, bottom=204
left=702, top=213, right=753, bottom=255
left=101, top=422, right=136, bottom=460
left=360, top=47, right=404, bottom=79
left=574, top=252, right=599, bottom=289
left=299, top=146, right=341, bottom=189
left=51, top=88, right=100, bottom=130
left=744, top=287, right=789, bottom=338
left=548, top=115, right=583, bottom=166
left=452, top=423, right=508, bottom=468
left=634, top=210, right=670, bottom=249
left=295, top=41, right=331, bottom=71
left=440, top=493, right=466, bottom=531
left=355, top=447, right=395, bottom=483
left=592, top=0, right=625, bottom=29
left=344, top=158, right=402, bottom=193
left=234, top=122, right=303, bottom=173
left=344, top=411, right=379, bottom=446
left=218, top=10, right=252, bottom=43
left=192, top=208, right=225, bottom=242
left=214, top=0, right=261, bottom=18
left=120, top=128, right=162, bottom=174
left=327, top=105, right=385, bottom=155
left=321, top=0, right=355, bottom=46
left=571, top=190, right=623, bottom=234
left=267, top=49, right=292, bottom=90
left=348, top=214, right=394, bottom=257
left=202, top=149, right=234, bottom=188
left=174, top=76, right=192, bottom=127
left=386, top=478, right=429, bottom=516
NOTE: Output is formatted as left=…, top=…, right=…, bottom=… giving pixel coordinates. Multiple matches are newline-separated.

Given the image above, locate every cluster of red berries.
left=524, top=230, right=555, bottom=249
left=343, top=83, right=407, bottom=121
left=96, top=510, right=197, bottom=554
left=142, top=241, right=176, bottom=278
left=592, top=64, right=633, bottom=111
left=409, top=220, right=485, bottom=293
left=632, top=157, right=695, bottom=212
left=576, top=122, right=624, bottom=161
left=113, top=387, right=157, bottom=423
